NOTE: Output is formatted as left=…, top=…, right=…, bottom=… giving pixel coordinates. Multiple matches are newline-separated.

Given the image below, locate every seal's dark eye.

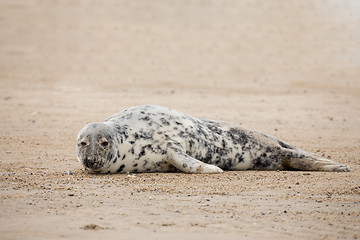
left=80, top=141, right=87, bottom=146
left=101, top=141, right=109, bottom=147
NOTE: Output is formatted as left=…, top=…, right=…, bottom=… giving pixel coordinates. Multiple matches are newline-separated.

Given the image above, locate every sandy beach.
left=0, top=1, right=359, bottom=239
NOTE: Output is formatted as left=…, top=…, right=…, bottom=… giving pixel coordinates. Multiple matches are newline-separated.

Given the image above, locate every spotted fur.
left=76, top=105, right=350, bottom=173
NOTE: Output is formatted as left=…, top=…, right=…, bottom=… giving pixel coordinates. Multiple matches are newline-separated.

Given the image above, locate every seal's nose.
left=83, top=157, right=97, bottom=169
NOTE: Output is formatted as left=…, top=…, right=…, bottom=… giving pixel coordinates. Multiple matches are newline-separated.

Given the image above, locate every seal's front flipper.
left=282, top=152, right=350, bottom=172
left=167, top=148, right=223, bottom=174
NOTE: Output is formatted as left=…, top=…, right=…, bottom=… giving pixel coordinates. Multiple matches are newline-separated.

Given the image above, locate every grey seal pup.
left=76, top=105, right=350, bottom=173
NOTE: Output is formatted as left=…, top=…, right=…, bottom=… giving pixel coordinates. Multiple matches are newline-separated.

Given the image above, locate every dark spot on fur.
left=206, top=123, right=223, bottom=135
left=235, top=153, right=244, bottom=162
left=137, top=144, right=153, bottom=159
left=189, top=139, right=195, bottom=148
left=203, top=150, right=213, bottom=163
left=117, top=164, right=125, bottom=173
left=160, top=118, right=170, bottom=126
left=143, top=160, right=148, bottom=167
left=107, top=152, right=113, bottom=162
left=226, top=128, right=250, bottom=145
left=265, top=146, right=273, bottom=153
left=138, top=148, right=145, bottom=159
left=222, top=159, right=233, bottom=170
left=156, top=145, right=167, bottom=155
left=254, top=157, right=270, bottom=168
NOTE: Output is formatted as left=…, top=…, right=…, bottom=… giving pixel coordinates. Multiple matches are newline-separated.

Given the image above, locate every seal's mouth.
left=85, top=168, right=101, bottom=174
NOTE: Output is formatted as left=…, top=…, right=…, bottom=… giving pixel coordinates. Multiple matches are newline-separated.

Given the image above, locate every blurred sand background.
left=0, top=0, right=359, bottom=239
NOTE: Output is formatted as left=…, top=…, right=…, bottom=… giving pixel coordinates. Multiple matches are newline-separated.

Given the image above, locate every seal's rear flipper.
left=282, top=154, right=350, bottom=172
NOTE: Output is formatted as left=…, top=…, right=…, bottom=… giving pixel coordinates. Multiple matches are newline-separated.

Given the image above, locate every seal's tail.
left=282, top=152, right=350, bottom=172
left=269, top=137, right=350, bottom=172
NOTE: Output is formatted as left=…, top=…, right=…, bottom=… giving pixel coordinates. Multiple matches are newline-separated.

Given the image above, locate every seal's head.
left=76, top=122, right=115, bottom=173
